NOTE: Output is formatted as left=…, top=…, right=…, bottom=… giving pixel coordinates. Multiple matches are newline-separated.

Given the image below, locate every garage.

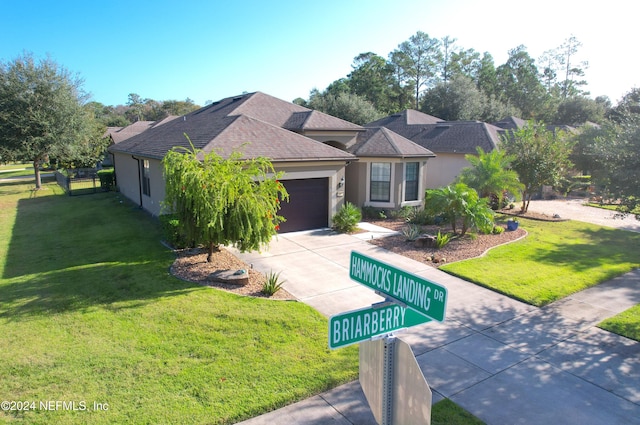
left=277, top=178, right=329, bottom=233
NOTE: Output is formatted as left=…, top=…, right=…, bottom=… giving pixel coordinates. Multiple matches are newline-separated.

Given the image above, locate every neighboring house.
left=345, top=126, right=435, bottom=210
left=104, top=119, right=178, bottom=166
left=368, top=110, right=503, bottom=189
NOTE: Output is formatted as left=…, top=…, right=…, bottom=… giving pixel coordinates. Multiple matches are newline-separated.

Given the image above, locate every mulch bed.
left=170, top=247, right=295, bottom=300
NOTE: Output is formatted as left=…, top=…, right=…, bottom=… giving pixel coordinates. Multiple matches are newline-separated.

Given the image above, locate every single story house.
left=367, top=110, right=503, bottom=189
left=109, top=92, right=435, bottom=232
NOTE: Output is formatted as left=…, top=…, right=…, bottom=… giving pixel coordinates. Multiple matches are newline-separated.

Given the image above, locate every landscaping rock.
left=414, top=234, right=436, bottom=248
left=208, top=269, right=250, bottom=286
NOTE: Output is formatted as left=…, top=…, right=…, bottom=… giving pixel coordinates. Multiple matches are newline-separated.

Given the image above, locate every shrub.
left=409, top=208, right=437, bottom=225
left=97, top=168, right=115, bottom=191
left=435, top=230, right=452, bottom=249
left=159, top=214, right=191, bottom=249
left=492, top=225, right=505, bottom=234
left=402, top=224, right=422, bottom=241
left=332, top=202, right=362, bottom=233
left=262, top=270, right=285, bottom=296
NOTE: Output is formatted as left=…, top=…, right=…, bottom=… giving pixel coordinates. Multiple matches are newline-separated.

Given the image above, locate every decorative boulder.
left=414, top=234, right=436, bottom=248
left=208, top=269, right=250, bottom=286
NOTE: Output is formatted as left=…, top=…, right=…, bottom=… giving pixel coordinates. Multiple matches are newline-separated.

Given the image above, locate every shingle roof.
left=349, top=127, right=435, bottom=158
left=493, top=116, right=527, bottom=131
left=367, top=110, right=501, bottom=154
left=108, top=121, right=156, bottom=143
left=109, top=92, right=356, bottom=162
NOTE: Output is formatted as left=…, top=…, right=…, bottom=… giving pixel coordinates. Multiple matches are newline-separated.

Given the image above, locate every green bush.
left=97, top=168, right=115, bottom=191
left=332, top=202, right=362, bottom=233
left=492, top=225, right=505, bottom=234
left=159, top=214, right=191, bottom=248
left=408, top=208, right=437, bottom=225
left=435, top=230, right=452, bottom=249
left=262, top=270, right=286, bottom=296
left=402, top=224, right=422, bottom=241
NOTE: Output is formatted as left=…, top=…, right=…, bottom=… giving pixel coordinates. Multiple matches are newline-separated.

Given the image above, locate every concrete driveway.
left=234, top=223, right=640, bottom=425
left=527, top=198, right=640, bottom=232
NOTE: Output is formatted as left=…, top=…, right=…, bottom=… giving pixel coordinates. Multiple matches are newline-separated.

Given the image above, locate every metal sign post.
left=360, top=336, right=432, bottom=425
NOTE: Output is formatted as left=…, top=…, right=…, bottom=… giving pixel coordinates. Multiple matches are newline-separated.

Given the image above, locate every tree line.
left=294, top=32, right=609, bottom=126
left=88, top=93, right=201, bottom=128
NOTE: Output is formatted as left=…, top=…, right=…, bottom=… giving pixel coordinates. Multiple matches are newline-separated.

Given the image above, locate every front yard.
left=368, top=214, right=640, bottom=340
left=0, top=182, right=358, bottom=425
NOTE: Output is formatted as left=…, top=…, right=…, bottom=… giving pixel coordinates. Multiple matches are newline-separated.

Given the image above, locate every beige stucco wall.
left=346, top=158, right=428, bottom=210
left=424, top=153, right=471, bottom=189
left=113, top=153, right=166, bottom=216
left=113, top=152, right=348, bottom=225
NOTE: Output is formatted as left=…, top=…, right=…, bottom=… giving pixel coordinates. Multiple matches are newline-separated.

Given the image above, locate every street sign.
left=328, top=303, right=431, bottom=350
left=349, top=251, right=448, bottom=322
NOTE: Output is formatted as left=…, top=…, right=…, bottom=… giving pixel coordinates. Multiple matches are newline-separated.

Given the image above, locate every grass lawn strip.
left=599, top=305, right=640, bottom=341
left=440, top=217, right=640, bottom=307
left=0, top=182, right=358, bottom=424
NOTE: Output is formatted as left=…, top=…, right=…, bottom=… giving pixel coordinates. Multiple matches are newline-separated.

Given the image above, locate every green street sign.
left=349, top=251, right=448, bottom=322
left=329, top=303, right=431, bottom=350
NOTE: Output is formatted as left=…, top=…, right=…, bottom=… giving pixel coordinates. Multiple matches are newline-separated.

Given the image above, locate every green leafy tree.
left=421, top=75, right=485, bottom=120
left=0, top=52, right=92, bottom=188
left=347, top=52, right=398, bottom=114
left=555, top=96, right=605, bottom=125
left=163, top=141, right=289, bottom=262
left=501, top=121, right=574, bottom=212
left=576, top=93, right=640, bottom=218
left=424, top=183, right=494, bottom=235
left=496, top=45, right=548, bottom=119
left=306, top=90, right=383, bottom=125
left=54, top=105, right=110, bottom=168
left=457, top=147, right=523, bottom=208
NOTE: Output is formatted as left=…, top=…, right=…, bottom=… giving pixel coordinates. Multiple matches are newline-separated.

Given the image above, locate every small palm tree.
left=458, top=147, right=523, bottom=209
left=424, top=183, right=494, bottom=236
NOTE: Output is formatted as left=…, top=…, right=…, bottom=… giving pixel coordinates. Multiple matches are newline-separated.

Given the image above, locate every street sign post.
left=360, top=337, right=432, bottom=425
left=329, top=303, right=431, bottom=350
left=349, top=251, right=448, bottom=322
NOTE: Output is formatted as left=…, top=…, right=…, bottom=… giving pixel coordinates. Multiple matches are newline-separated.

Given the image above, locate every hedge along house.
left=344, top=126, right=435, bottom=210
left=108, top=92, right=364, bottom=233
left=367, top=110, right=503, bottom=189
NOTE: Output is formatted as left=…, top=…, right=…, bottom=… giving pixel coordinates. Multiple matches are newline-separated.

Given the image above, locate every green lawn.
left=599, top=305, right=640, bottom=341
left=441, top=216, right=640, bottom=307
left=0, top=182, right=358, bottom=424
left=0, top=163, right=35, bottom=179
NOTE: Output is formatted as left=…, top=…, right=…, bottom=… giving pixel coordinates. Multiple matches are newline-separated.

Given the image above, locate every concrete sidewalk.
left=233, top=226, right=640, bottom=425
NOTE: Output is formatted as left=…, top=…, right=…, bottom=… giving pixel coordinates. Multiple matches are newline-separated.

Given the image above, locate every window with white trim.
left=404, top=162, right=419, bottom=201
left=370, top=162, right=391, bottom=202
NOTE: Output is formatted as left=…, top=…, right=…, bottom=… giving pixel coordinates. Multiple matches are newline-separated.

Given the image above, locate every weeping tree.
left=162, top=141, right=289, bottom=262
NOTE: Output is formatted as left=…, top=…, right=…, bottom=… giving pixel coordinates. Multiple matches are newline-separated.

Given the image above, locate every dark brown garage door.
left=277, top=178, right=329, bottom=232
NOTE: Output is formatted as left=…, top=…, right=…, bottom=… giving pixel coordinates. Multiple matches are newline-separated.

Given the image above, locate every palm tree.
left=458, top=147, right=523, bottom=209
left=424, top=183, right=494, bottom=235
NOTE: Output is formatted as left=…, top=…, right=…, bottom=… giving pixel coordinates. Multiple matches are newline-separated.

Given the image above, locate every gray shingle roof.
left=349, top=127, right=435, bottom=158
left=367, top=110, right=501, bottom=154
left=109, top=92, right=356, bottom=162
left=108, top=121, right=156, bottom=143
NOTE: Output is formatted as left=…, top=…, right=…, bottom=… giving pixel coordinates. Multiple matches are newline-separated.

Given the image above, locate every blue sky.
left=2, top=0, right=637, bottom=107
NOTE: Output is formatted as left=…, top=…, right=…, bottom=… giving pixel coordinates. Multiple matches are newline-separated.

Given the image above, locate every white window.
left=404, top=162, right=419, bottom=201
left=370, top=162, right=391, bottom=202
